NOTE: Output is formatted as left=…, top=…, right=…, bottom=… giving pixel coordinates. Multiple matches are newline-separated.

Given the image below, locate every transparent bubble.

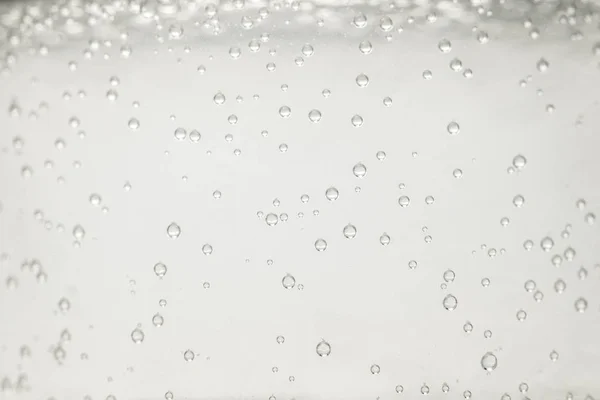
left=442, top=383, right=450, bottom=393
left=128, top=118, right=140, bottom=130
left=449, top=58, right=463, bottom=71
left=398, top=196, right=411, bottom=207
left=265, top=213, right=278, bottom=226
left=358, top=40, right=372, bottom=54
left=447, top=121, right=460, bottom=135
left=536, top=58, right=549, bottom=72
left=423, top=70, right=433, bottom=80
left=213, top=92, right=226, bottom=105
left=131, top=328, right=144, bottom=344
left=183, top=350, right=195, bottom=361
left=513, top=195, right=525, bottom=207
left=534, top=290, right=544, bottom=302
left=523, top=239, right=533, bottom=250
left=278, top=106, right=291, bottom=118
left=550, top=350, right=559, bottom=361
left=554, top=279, right=566, bottom=293
left=353, top=13, right=367, bottom=28
left=512, top=154, right=527, bottom=169
left=325, top=187, right=339, bottom=201
left=376, top=151, right=386, bottom=160
left=174, top=127, right=187, bottom=141
left=166, top=222, right=181, bottom=239
left=443, top=269, right=455, bottom=282
left=282, top=274, right=295, bottom=289
left=154, top=262, right=167, bottom=278
left=425, top=195, right=435, bottom=205
left=421, top=384, right=430, bottom=395
left=315, top=239, right=328, bottom=252
left=576, top=199, right=587, bottom=210
left=481, top=351, right=498, bottom=371
left=343, top=224, right=357, bottom=239
left=355, top=73, right=369, bottom=88
left=152, top=313, right=164, bottom=327
left=316, top=340, right=331, bottom=357
left=352, top=163, right=367, bottom=178
left=575, top=297, right=588, bottom=312
left=519, top=382, right=529, bottom=393
left=540, top=236, right=554, bottom=252
left=443, top=294, right=458, bottom=310
left=351, top=114, right=364, bottom=127
left=585, top=212, right=596, bottom=225
left=308, top=109, right=322, bottom=123
left=165, top=392, right=174, bottom=400
left=438, top=38, right=452, bottom=53
left=516, top=309, right=527, bottom=321
left=379, top=233, right=391, bottom=246
left=395, top=385, right=404, bottom=393
left=89, top=193, right=102, bottom=206
left=301, top=43, right=314, bottom=57
left=370, top=364, right=381, bottom=374
left=524, top=280, right=536, bottom=292
left=463, top=321, right=473, bottom=333
left=202, top=244, right=213, bottom=255
left=229, top=47, right=242, bottom=59
left=73, top=225, right=85, bottom=240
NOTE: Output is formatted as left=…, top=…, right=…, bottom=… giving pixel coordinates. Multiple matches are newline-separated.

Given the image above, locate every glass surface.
left=1, top=0, right=600, bottom=399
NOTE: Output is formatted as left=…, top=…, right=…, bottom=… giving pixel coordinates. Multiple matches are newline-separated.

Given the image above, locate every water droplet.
left=438, top=38, right=452, bottom=53
left=513, top=195, right=525, bottom=207
left=343, top=224, right=357, bottom=239
left=355, top=73, right=369, bottom=87
left=512, top=154, right=527, bottom=169
left=463, top=321, right=473, bottom=333
left=516, top=309, right=527, bottom=321
left=278, top=106, right=291, bottom=118
left=585, top=212, right=596, bottom=225
left=358, top=40, right=372, bottom=54
left=265, top=213, right=279, bottom=226
left=443, top=294, right=458, bottom=310
left=353, top=13, right=368, bottom=28
left=370, top=364, right=381, bottom=374
left=202, top=244, right=213, bottom=255
left=276, top=335, right=285, bottom=344
left=352, top=163, right=367, bottom=178
left=89, top=194, right=102, bottom=206
left=519, top=382, right=529, bottom=393
left=315, top=239, right=328, bottom=252
left=395, top=385, right=404, bottom=393
left=308, top=109, right=322, bottom=123
left=442, top=383, right=450, bottom=393
left=524, top=280, right=536, bottom=292
left=316, top=340, right=331, bottom=357
left=183, top=349, right=195, bottom=361
left=131, top=328, right=144, bottom=344
left=443, top=270, right=455, bottom=282
left=152, top=313, right=164, bottom=327
left=575, top=297, right=588, bottom=312
left=166, top=222, right=181, bottom=239
left=536, top=58, right=549, bottom=72
left=523, top=240, right=533, bottom=250
left=325, top=187, right=339, bottom=201
left=153, top=262, right=167, bottom=278
left=165, top=391, right=174, bottom=400
left=398, top=196, right=411, bottom=207
left=550, top=350, right=559, bottom=361
left=351, top=114, right=364, bottom=127
left=282, top=274, right=296, bottom=289
left=447, top=121, right=460, bottom=135
left=554, top=279, right=566, bottom=293
left=540, top=236, right=554, bottom=251
left=174, top=127, right=187, bottom=141
left=380, top=233, right=391, bottom=246
left=421, top=384, right=430, bottom=395
left=481, top=351, right=498, bottom=371
left=128, top=118, right=140, bottom=130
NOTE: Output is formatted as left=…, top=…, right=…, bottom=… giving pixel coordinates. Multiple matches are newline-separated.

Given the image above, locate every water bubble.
left=106, top=89, right=118, bottom=101
left=174, top=127, right=187, bottom=141
left=152, top=313, right=164, bottom=327
left=308, top=109, right=322, bottom=123
left=183, top=350, right=195, bottom=361
left=534, top=290, right=544, bottom=302
left=550, top=350, right=559, bottom=361
left=315, top=239, right=328, bottom=251
left=536, top=58, right=549, bottom=72
left=564, top=247, right=575, bottom=261
left=213, top=92, right=226, bottom=105
left=481, top=351, right=498, bottom=371
left=370, top=364, right=381, bottom=374
left=353, top=13, right=368, bottom=28
left=576, top=199, right=587, bottom=210
left=443, top=294, right=458, bottom=310
left=128, top=118, right=140, bottom=130
left=423, top=70, right=433, bottom=80
left=265, top=213, right=279, bottom=226
left=351, top=115, right=364, bottom=127
left=575, top=297, right=588, bottom=312
left=159, top=299, right=167, bottom=307
left=523, top=239, right=533, bottom=250
left=202, top=244, right=213, bottom=255
left=229, top=47, right=242, bottom=59
left=438, top=38, right=452, bottom=53
left=316, top=340, right=331, bottom=357
left=154, top=262, right=167, bottom=278
left=554, top=279, right=566, bottom=293
left=463, top=321, right=473, bottom=333
left=395, top=385, right=404, bottom=393
left=585, top=212, right=596, bottom=225
left=53, top=346, right=66, bottom=363
left=425, top=195, right=435, bottom=205
left=382, top=97, right=393, bottom=107
left=131, top=328, right=144, bottom=344
left=322, top=88, right=331, bottom=98
left=166, top=222, right=181, bottom=239
left=540, top=237, right=554, bottom=252
left=276, top=335, right=285, bottom=344
left=408, top=260, right=418, bottom=269
left=449, top=58, right=463, bottom=71
left=443, top=270, right=455, bottom=282
left=89, top=194, right=102, bottom=206
left=352, top=163, right=367, bottom=178
left=463, top=390, right=472, bottom=399
left=358, top=40, right=372, bottom=54
left=356, top=73, right=369, bottom=87
left=447, top=121, right=460, bottom=135
left=442, top=383, right=450, bottom=393
left=165, top=392, right=174, bottom=400
left=278, top=106, right=291, bottom=118
left=500, top=217, right=510, bottom=227
left=282, top=274, right=296, bottom=289
left=325, top=187, right=339, bottom=201
left=421, top=384, right=430, bottom=395
left=524, top=280, right=536, bottom=292
left=398, top=196, right=411, bottom=207
left=343, top=224, right=357, bottom=239
left=519, top=382, right=529, bottom=393
left=379, top=233, right=391, bottom=246
left=513, top=195, right=525, bottom=207
left=301, top=44, right=314, bottom=57
left=73, top=225, right=85, bottom=240
left=512, top=154, right=527, bottom=169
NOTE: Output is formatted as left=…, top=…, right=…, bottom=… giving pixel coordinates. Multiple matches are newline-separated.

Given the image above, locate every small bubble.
left=395, top=385, right=404, bottom=393
left=152, top=313, right=164, bottom=327
left=481, top=351, right=498, bottom=371
left=421, top=384, right=430, bottom=395
left=353, top=13, right=368, bottom=28
left=575, top=297, right=588, bottom=312
left=438, top=38, right=452, bottom=53
left=128, top=118, right=140, bottom=130
left=398, top=196, right=411, bottom=207
left=442, top=383, right=450, bottom=393
left=576, top=199, right=586, bottom=210
left=540, top=236, right=554, bottom=252
left=213, top=92, right=226, bottom=105
left=554, top=279, right=566, bottom=293
left=523, top=240, right=533, bottom=250
left=316, top=340, right=331, bottom=357
left=447, top=121, right=460, bottom=135
left=315, top=239, right=328, bottom=252
left=166, top=222, right=181, bottom=239
left=519, top=382, right=529, bottom=393
left=358, top=40, right=372, bottom=54
left=165, top=392, right=174, bottom=400
left=443, top=269, right=455, bottom=282
left=534, top=290, right=544, bottom=302
left=325, top=187, right=339, bottom=201
left=89, top=194, right=102, bottom=206
left=278, top=106, right=291, bottom=118
left=355, top=73, right=369, bottom=88
left=73, top=225, right=85, bottom=240
left=513, top=154, right=527, bottom=169
left=154, top=262, right=167, bottom=278
left=585, top=212, right=596, bottom=225
left=301, top=43, right=314, bottom=57
left=351, top=114, right=364, bottom=127
left=352, top=163, right=367, bottom=178
left=379, top=233, right=391, bottom=246
left=536, top=58, right=549, bottom=72
left=370, top=364, right=381, bottom=375
left=517, top=309, right=527, bottom=321
left=524, top=280, right=536, bottom=292
left=308, top=109, right=322, bottom=123
left=449, top=58, right=463, bottom=71
left=422, top=70, right=433, bottom=80
left=282, top=274, right=296, bottom=289
left=513, top=195, right=525, bottom=208
left=343, top=224, right=357, bottom=239
left=463, top=321, right=473, bottom=333
left=550, top=350, right=559, bottom=361
left=265, top=213, right=279, bottom=226
left=183, top=349, right=195, bottom=361
left=174, top=127, right=187, bottom=141
left=202, top=244, right=213, bottom=255
left=443, top=294, right=458, bottom=310
left=131, top=328, right=144, bottom=344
